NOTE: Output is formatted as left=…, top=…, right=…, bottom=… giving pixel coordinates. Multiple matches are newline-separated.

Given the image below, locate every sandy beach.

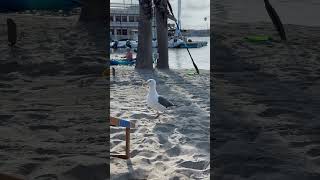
left=213, top=22, right=320, bottom=179
left=0, top=13, right=108, bottom=179
left=110, top=67, right=210, bottom=179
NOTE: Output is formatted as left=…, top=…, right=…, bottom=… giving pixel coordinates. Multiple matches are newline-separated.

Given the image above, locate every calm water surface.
left=110, top=36, right=210, bottom=70
left=169, top=36, right=210, bottom=70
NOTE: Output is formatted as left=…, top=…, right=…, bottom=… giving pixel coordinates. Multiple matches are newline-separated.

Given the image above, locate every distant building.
left=110, top=3, right=139, bottom=40
left=110, top=2, right=180, bottom=41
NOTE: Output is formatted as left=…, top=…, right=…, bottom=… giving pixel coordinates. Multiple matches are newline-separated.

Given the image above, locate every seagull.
left=145, top=79, right=175, bottom=118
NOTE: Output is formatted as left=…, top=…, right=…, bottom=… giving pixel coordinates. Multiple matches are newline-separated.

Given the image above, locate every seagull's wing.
left=158, top=96, right=175, bottom=108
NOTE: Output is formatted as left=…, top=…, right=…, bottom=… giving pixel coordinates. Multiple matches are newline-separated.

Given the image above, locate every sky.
left=110, top=0, right=210, bottom=30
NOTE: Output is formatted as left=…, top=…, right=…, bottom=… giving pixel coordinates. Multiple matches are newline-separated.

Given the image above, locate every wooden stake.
left=126, top=127, right=130, bottom=159
left=110, top=117, right=134, bottom=159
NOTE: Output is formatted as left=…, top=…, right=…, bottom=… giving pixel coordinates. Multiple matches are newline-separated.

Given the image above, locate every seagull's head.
left=146, top=79, right=156, bottom=89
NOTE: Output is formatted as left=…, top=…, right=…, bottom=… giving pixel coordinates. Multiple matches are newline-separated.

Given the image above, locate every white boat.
left=168, top=37, right=208, bottom=48
left=168, top=37, right=184, bottom=48
left=167, top=0, right=208, bottom=48
left=110, top=41, right=115, bottom=48
left=110, top=39, right=138, bottom=48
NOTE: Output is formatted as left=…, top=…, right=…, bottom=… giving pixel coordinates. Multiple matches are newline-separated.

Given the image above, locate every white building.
left=110, top=2, right=157, bottom=41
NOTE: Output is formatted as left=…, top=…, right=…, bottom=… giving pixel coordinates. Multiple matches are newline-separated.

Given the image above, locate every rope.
left=167, top=1, right=200, bottom=74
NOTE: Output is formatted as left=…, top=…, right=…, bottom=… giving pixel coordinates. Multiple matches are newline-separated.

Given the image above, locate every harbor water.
left=110, top=36, right=210, bottom=70
left=168, top=36, right=210, bottom=70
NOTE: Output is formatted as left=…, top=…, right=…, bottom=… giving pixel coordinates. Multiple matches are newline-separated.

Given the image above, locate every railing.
left=110, top=3, right=139, bottom=15
left=110, top=3, right=139, bottom=10
left=111, top=21, right=139, bottom=27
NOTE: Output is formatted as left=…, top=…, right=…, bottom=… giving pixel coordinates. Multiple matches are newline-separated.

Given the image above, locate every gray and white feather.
left=145, top=79, right=175, bottom=116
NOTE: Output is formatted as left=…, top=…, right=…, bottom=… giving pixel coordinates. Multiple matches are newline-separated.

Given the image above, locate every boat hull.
left=176, top=41, right=208, bottom=48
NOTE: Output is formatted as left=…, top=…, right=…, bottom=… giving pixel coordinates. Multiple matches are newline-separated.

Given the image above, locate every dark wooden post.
left=136, top=0, right=153, bottom=69
left=110, top=117, right=135, bottom=159
left=155, top=0, right=169, bottom=69
left=7, top=18, right=17, bottom=46
left=126, top=128, right=130, bottom=159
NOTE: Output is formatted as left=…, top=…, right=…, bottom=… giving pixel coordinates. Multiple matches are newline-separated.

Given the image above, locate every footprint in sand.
left=132, top=149, right=157, bottom=158
left=35, top=148, right=61, bottom=155
left=178, top=160, right=210, bottom=170
left=29, top=125, right=59, bottom=131
left=196, top=141, right=210, bottom=152
left=0, top=82, right=13, bottom=88
left=258, top=107, right=294, bottom=117
left=0, top=114, right=14, bottom=121
left=306, top=146, right=320, bottom=157
left=136, top=127, right=149, bottom=135
left=111, top=133, right=125, bottom=140
left=157, top=134, right=168, bottom=145
left=30, top=86, right=48, bottom=90
left=289, top=141, right=319, bottom=148
left=130, top=113, right=154, bottom=120
left=34, top=174, right=58, bottom=180
left=62, top=162, right=106, bottom=180
left=312, top=157, right=320, bottom=166
left=31, top=157, right=53, bottom=161
left=0, top=89, right=20, bottom=93
left=154, top=124, right=176, bottom=134
left=150, top=154, right=170, bottom=162
left=142, top=137, right=158, bottom=145
left=165, top=145, right=181, bottom=157
left=26, top=113, right=49, bottom=120
left=111, top=140, right=123, bottom=147
left=154, top=162, right=167, bottom=171
left=18, top=162, right=40, bottom=175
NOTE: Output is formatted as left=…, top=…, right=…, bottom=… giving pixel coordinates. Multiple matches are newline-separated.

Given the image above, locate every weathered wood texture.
left=136, top=0, right=154, bottom=69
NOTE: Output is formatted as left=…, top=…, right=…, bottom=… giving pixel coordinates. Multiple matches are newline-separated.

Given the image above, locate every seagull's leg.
left=155, top=111, right=160, bottom=119
left=150, top=108, right=158, bottom=117
left=158, top=112, right=161, bottom=122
